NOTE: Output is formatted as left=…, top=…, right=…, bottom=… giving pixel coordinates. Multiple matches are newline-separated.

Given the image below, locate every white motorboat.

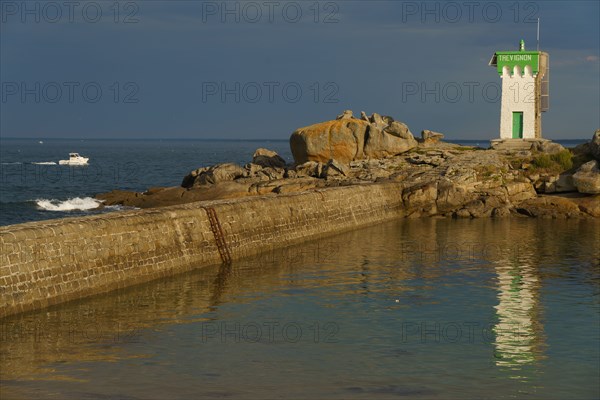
left=58, top=153, right=89, bottom=166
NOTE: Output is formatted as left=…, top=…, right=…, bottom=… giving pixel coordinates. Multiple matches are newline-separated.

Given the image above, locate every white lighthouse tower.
left=489, top=40, right=549, bottom=148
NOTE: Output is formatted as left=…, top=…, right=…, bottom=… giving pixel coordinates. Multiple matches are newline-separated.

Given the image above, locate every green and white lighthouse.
left=489, top=41, right=549, bottom=140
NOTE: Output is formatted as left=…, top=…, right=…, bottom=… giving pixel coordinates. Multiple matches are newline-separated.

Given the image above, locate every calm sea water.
left=0, top=138, right=293, bottom=226
left=1, top=218, right=598, bottom=399
left=0, top=138, right=588, bottom=227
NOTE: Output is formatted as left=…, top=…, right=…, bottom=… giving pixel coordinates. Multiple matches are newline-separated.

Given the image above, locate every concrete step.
left=490, top=139, right=549, bottom=151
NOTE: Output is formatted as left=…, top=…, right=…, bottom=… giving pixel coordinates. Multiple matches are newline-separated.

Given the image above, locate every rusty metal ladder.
left=203, top=207, right=232, bottom=265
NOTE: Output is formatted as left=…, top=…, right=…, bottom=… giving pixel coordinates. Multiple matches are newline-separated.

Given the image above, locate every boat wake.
left=35, top=197, right=103, bottom=212
left=1, top=161, right=58, bottom=165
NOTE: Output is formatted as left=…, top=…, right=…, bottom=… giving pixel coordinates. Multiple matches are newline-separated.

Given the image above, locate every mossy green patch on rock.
left=530, top=150, right=573, bottom=173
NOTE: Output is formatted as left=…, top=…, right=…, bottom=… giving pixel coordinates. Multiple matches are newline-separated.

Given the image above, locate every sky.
left=1, top=0, right=598, bottom=140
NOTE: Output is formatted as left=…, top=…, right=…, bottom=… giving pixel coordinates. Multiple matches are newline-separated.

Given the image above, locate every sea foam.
left=35, top=197, right=103, bottom=212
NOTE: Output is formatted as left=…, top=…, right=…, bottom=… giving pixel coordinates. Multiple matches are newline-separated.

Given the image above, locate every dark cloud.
left=1, top=0, right=598, bottom=139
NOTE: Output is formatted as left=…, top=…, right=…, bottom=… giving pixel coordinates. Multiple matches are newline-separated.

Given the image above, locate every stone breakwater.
left=0, top=183, right=404, bottom=318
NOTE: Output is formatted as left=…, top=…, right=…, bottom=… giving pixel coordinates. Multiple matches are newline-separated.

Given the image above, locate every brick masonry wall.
left=0, top=183, right=404, bottom=318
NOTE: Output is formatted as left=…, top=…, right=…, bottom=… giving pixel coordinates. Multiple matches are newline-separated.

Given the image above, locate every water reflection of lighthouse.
left=493, top=258, right=546, bottom=370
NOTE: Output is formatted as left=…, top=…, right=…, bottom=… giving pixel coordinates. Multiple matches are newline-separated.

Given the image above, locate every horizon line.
left=0, top=137, right=591, bottom=142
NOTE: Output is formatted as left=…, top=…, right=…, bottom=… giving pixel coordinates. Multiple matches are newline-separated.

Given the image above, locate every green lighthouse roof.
left=489, top=40, right=541, bottom=76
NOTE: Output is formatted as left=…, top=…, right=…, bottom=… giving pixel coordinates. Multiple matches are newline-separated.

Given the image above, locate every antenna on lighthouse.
left=537, top=18, right=540, bottom=50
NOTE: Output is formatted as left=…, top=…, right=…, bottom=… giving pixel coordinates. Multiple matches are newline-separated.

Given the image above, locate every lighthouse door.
left=512, top=112, right=524, bottom=139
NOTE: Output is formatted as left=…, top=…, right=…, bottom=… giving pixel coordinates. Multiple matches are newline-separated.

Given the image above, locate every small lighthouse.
left=489, top=40, right=549, bottom=147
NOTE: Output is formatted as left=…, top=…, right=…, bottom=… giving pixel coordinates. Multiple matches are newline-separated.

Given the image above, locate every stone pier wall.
left=0, top=183, right=404, bottom=318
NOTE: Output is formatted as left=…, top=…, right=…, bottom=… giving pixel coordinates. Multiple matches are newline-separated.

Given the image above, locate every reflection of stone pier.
left=0, top=229, right=411, bottom=384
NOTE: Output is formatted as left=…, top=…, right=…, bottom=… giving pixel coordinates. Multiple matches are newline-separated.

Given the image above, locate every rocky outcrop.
left=97, top=182, right=254, bottom=208
left=531, top=140, right=566, bottom=154
left=591, top=129, right=600, bottom=161
left=291, top=161, right=324, bottom=178
left=321, top=159, right=349, bottom=179
left=363, top=125, right=418, bottom=159
left=252, top=148, right=287, bottom=169
left=290, top=111, right=417, bottom=164
left=290, top=119, right=369, bottom=164
left=573, top=130, right=600, bottom=162
left=516, top=196, right=584, bottom=219
left=182, top=163, right=246, bottom=188
left=576, top=194, right=600, bottom=217
left=535, top=173, right=576, bottom=193
left=393, top=151, right=541, bottom=218
left=573, top=160, right=600, bottom=194
left=336, top=110, right=354, bottom=120
left=97, top=117, right=599, bottom=219
left=421, top=130, right=445, bottom=146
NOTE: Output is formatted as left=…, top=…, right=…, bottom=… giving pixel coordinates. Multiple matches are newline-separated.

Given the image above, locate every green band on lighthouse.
left=494, top=51, right=540, bottom=76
